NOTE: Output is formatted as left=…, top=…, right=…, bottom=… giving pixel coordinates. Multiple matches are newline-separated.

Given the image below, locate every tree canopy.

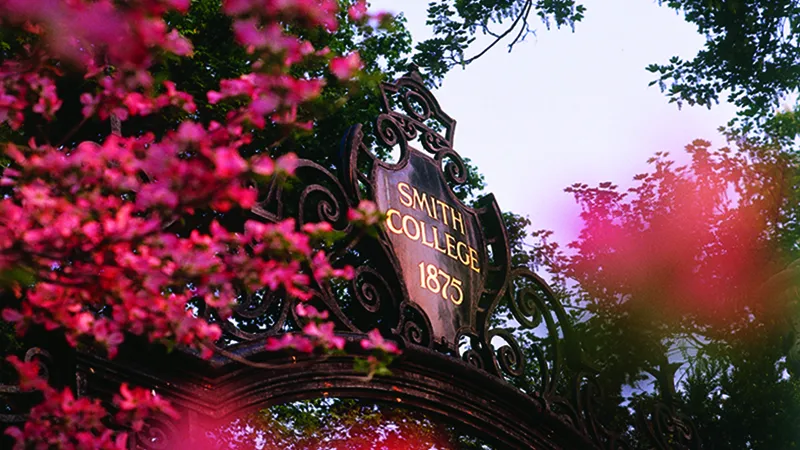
left=409, top=1, right=800, bottom=448
left=3, top=0, right=800, bottom=448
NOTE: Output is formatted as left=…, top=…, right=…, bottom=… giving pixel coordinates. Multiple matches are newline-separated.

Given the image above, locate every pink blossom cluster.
left=0, top=129, right=354, bottom=357
left=0, top=0, right=196, bottom=129
left=0, top=60, right=61, bottom=129
left=347, top=0, right=394, bottom=28
left=0, top=0, right=192, bottom=69
left=265, top=304, right=400, bottom=374
left=347, top=199, right=384, bottom=227
left=0, top=0, right=399, bottom=446
left=223, top=0, right=339, bottom=31
left=216, top=0, right=367, bottom=130
left=82, top=78, right=197, bottom=123
left=355, top=329, right=401, bottom=380
left=361, top=328, right=400, bottom=354
left=6, top=356, right=177, bottom=450
left=266, top=303, right=344, bottom=352
left=207, top=74, right=324, bottom=129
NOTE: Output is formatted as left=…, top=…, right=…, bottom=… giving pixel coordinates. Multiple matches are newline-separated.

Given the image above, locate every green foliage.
left=414, top=0, right=585, bottom=82
left=208, top=398, right=497, bottom=449
left=647, top=0, right=800, bottom=129
left=529, top=136, right=800, bottom=448
left=681, top=333, right=800, bottom=449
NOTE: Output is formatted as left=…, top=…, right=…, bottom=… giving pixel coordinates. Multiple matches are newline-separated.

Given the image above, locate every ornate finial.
left=646, top=358, right=682, bottom=404
left=377, top=66, right=456, bottom=147
left=405, top=63, right=424, bottom=83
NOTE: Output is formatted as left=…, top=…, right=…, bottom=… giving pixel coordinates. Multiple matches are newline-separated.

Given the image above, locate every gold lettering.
left=398, top=182, right=413, bottom=207
left=386, top=209, right=403, bottom=235
left=469, top=247, right=480, bottom=273
left=445, top=233, right=457, bottom=260
left=436, top=200, right=450, bottom=226
left=417, top=262, right=463, bottom=306
left=420, top=221, right=435, bottom=248
left=430, top=225, right=447, bottom=254
left=402, top=215, right=420, bottom=241
left=390, top=186, right=482, bottom=274
left=451, top=209, right=465, bottom=235
left=413, top=188, right=433, bottom=217
left=456, top=241, right=469, bottom=265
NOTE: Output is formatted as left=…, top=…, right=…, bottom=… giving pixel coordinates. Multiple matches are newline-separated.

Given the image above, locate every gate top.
left=1, top=68, right=703, bottom=450
left=138, top=67, right=694, bottom=450
left=343, top=67, right=511, bottom=350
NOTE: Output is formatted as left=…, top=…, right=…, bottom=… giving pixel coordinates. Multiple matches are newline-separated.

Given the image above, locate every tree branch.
left=462, top=0, right=533, bottom=66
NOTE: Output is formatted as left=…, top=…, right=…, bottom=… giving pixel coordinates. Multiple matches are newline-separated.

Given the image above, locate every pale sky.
left=372, top=0, right=738, bottom=243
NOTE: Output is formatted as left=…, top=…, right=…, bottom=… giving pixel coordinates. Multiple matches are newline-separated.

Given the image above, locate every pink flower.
left=348, top=0, right=368, bottom=21
left=360, top=329, right=400, bottom=354
left=7, top=355, right=48, bottom=391
left=222, top=0, right=253, bottom=15
left=136, top=183, right=179, bottom=210
left=251, top=155, right=274, bottom=175
left=301, top=222, right=333, bottom=234
left=275, top=153, right=299, bottom=175
left=330, top=52, right=362, bottom=80
left=123, top=92, right=154, bottom=116
left=348, top=200, right=382, bottom=226
left=207, top=90, right=225, bottom=104
left=163, top=29, right=193, bottom=56
left=296, top=303, right=329, bottom=320
left=213, top=147, right=248, bottom=178
left=2, top=308, right=23, bottom=323
left=304, top=321, right=345, bottom=350
left=233, top=18, right=267, bottom=49
left=115, top=384, right=139, bottom=411
left=114, top=384, right=178, bottom=432
left=265, top=333, right=315, bottom=353
left=167, top=0, right=190, bottom=13
left=177, top=121, right=206, bottom=143
left=250, top=96, right=279, bottom=115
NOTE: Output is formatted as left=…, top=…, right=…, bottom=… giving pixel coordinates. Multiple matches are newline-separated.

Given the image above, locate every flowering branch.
left=0, top=0, right=397, bottom=448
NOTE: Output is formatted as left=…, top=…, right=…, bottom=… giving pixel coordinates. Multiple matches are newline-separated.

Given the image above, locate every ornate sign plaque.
left=373, top=149, right=485, bottom=344
left=342, top=68, right=509, bottom=350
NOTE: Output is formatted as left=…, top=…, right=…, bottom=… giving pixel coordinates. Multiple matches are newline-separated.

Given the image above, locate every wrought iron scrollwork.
left=477, top=269, right=576, bottom=391
left=378, top=68, right=455, bottom=149
left=638, top=403, right=700, bottom=450
left=0, top=348, right=53, bottom=425
left=214, top=289, right=289, bottom=343
left=397, top=303, right=433, bottom=348
left=567, top=371, right=635, bottom=450
left=372, top=68, right=469, bottom=193
left=294, top=160, right=353, bottom=231
left=131, top=415, right=178, bottom=450
left=350, top=266, right=392, bottom=314
left=488, top=328, right=525, bottom=378
left=434, top=148, right=468, bottom=186
left=462, top=266, right=639, bottom=449
left=635, top=363, right=702, bottom=450
left=180, top=67, right=705, bottom=450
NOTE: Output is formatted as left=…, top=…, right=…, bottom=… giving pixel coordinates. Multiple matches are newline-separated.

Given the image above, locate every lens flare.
left=563, top=144, right=789, bottom=325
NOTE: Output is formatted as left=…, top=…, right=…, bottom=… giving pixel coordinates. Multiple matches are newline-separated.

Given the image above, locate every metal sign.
left=373, top=148, right=485, bottom=344
left=339, top=69, right=511, bottom=350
